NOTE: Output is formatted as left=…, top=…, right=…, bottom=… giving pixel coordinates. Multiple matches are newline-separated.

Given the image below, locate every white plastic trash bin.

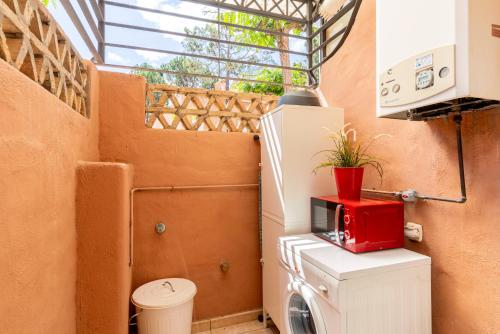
left=131, top=278, right=197, bottom=334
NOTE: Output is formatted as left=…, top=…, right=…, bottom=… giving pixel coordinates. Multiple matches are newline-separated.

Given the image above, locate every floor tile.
left=211, top=309, right=262, bottom=329
left=192, top=319, right=211, bottom=333
left=247, top=328, right=276, bottom=334
left=210, top=320, right=265, bottom=333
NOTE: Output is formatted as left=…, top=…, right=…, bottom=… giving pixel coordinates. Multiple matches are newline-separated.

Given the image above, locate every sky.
left=48, top=0, right=308, bottom=75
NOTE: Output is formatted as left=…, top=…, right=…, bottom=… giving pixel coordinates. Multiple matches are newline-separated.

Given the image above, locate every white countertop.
left=279, top=234, right=431, bottom=280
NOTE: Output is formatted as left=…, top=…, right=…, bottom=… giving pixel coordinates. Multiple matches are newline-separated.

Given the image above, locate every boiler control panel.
left=379, top=45, right=456, bottom=107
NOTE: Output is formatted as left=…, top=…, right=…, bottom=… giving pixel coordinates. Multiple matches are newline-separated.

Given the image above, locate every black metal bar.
left=183, top=0, right=308, bottom=23
left=98, top=0, right=105, bottom=64
left=90, top=0, right=104, bottom=22
left=95, top=0, right=362, bottom=87
left=416, top=115, right=467, bottom=203
left=361, top=189, right=402, bottom=198
left=104, top=21, right=308, bottom=57
left=76, top=0, right=103, bottom=43
left=100, top=63, right=309, bottom=88
left=412, top=99, right=498, bottom=119
left=60, top=0, right=102, bottom=63
left=310, top=26, right=346, bottom=56
left=309, top=0, right=322, bottom=22
left=104, top=1, right=308, bottom=40
left=456, top=115, right=467, bottom=201
left=310, top=0, right=355, bottom=39
left=320, top=17, right=326, bottom=61
left=105, top=43, right=309, bottom=72
left=309, top=0, right=362, bottom=72
left=361, top=115, right=468, bottom=204
left=306, top=1, right=313, bottom=85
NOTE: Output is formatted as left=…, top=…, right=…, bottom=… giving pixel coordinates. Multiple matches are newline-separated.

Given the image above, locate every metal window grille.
left=60, top=0, right=362, bottom=89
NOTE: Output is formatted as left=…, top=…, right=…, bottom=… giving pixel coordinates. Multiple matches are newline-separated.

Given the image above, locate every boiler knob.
left=344, top=230, right=351, bottom=240
left=439, top=66, right=450, bottom=78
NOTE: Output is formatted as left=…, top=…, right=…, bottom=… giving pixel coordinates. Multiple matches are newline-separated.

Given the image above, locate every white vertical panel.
left=261, top=105, right=344, bottom=223
left=261, top=105, right=344, bottom=332
left=345, top=265, right=432, bottom=334
left=282, top=105, right=344, bottom=224
left=262, top=216, right=285, bottom=331
left=261, top=111, right=285, bottom=219
left=262, top=105, right=344, bottom=222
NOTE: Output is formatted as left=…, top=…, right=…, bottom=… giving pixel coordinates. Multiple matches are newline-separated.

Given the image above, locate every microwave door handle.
left=334, top=204, right=344, bottom=242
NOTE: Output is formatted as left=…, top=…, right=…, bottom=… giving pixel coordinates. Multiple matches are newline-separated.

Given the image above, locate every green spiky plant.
left=313, top=124, right=389, bottom=182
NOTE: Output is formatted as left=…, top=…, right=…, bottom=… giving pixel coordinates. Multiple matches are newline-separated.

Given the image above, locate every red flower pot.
left=333, top=167, right=364, bottom=201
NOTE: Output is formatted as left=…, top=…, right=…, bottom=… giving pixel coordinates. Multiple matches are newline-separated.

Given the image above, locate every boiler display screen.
left=415, top=54, right=433, bottom=70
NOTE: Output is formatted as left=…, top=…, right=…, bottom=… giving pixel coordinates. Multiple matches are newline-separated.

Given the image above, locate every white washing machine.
left=278, top=234, right=432, bottom=334
left=279, top=260, right=340, bottom=333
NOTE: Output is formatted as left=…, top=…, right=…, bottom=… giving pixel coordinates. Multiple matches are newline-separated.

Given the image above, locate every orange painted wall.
left=98, top=71, right=262, bottom=320
left=0, top=60, right=100, bottom=333
left=319, top=1, right=500, bottom=333
left=76, top=162, right=133, bottom=334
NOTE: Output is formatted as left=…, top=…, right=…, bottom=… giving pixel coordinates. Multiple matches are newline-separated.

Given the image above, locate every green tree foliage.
left=182, top=23, right=273, bottom=89
left=131, top=63, right=166, bottom=84
left=133, top=8, right=307, bottom=94
left=161, top=57, right=216, bottom=89
left=235, top=67, right=307, bottom=95
left=131, top=58, right=216, bottom=88
left=219, top=12, right=304, bottom=91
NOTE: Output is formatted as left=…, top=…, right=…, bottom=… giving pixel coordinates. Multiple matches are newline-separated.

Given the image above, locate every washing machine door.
left=286, top=284, right=327, bottom=334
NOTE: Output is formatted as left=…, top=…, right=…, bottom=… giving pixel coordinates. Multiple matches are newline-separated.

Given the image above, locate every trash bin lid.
left=132, top=278, right=197, bottom=309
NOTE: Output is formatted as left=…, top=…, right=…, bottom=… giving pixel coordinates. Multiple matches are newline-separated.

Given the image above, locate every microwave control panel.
left=379, top=45, right=456, bottom=107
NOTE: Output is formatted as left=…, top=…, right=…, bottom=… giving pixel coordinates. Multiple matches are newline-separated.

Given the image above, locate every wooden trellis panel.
left=0, top=0, right=88, bottom=117
left=146, top=85, right=279, bottom=133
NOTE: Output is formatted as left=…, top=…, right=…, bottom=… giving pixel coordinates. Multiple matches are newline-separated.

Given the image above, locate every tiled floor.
left=199, top=320, right=279, bottom=334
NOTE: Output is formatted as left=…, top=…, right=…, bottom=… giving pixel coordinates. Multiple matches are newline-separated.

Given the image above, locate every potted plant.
left=313, top=124, right=389, bottom=201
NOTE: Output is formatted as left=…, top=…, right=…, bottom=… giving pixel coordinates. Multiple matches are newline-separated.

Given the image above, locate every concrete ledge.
left=76, top=161, right=134, bottom=334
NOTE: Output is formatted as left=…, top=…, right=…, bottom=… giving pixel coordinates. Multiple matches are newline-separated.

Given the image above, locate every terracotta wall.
left=98, top=71, right=262, bottom=320
left=0, top=60, right=100, bottom=333
left=319, top=1, right=500, bottom=333
left=76, top=162, right=133, bottom=334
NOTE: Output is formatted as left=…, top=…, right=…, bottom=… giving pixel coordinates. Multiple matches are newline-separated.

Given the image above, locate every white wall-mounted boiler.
left=376, top=0, right=500, bottom=120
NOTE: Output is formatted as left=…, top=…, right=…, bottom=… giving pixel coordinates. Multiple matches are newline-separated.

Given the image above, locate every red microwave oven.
left=311, top=195, right=404, bottom=253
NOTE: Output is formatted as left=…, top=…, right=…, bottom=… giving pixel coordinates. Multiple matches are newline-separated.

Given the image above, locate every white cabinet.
left=260, top=105, right=344, bottom=330
left=261, top=105, right=344, bottom=223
